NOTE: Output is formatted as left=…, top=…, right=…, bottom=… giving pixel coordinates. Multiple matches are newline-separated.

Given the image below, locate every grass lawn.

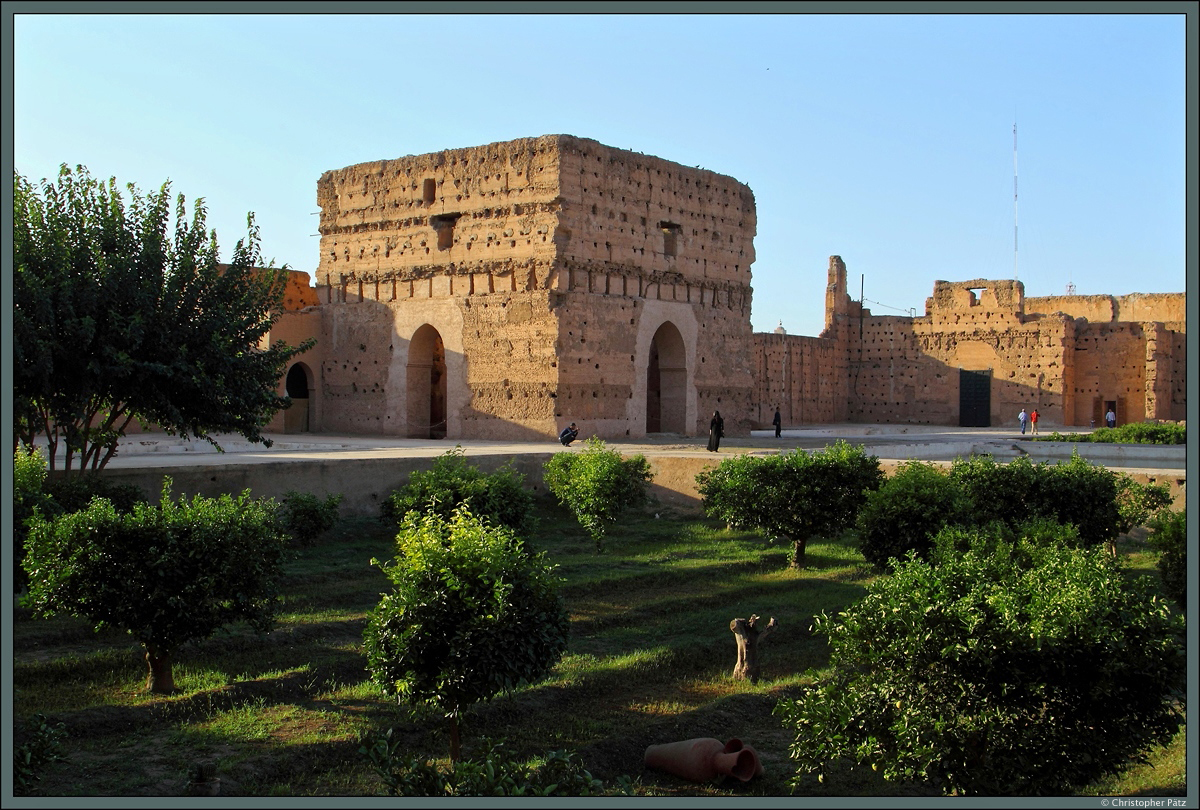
left=11, top=497, right=1186, bottom=798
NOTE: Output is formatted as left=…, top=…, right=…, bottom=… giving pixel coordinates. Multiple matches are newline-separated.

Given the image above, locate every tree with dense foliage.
left=543, top=438, right=653, bottom=552
left=364, top=509, right=569, bottom=761
left=14, top=164, right=314, bottom=472
left=775, top=524, right=1187, bottom=796
left=381, top=446, right=535, bottom=537
left=22, top=480, right=290, bottom=693
left=697, top=440, right=883, bottom=567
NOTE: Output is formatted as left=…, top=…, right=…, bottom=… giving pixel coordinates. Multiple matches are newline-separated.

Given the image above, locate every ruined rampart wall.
left=1027, top=292, right=1186, bottom=329
left=753, top=332, right=849, bottom=427
left=1070, top=321, right=1166, bottom=426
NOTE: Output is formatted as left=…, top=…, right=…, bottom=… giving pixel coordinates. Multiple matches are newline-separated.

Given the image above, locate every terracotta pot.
left=644, top=737, right=763, bottom=783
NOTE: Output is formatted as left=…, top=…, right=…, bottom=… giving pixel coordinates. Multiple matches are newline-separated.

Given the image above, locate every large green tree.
left=14, top=164, right=314, bottom=472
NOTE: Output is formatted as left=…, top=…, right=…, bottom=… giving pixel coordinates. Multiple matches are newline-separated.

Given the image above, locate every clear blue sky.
left=11, top=7, right=1191, bottom=337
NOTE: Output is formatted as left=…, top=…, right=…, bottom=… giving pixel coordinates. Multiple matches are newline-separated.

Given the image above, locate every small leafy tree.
left=14, top=164, right=314, bottom=472
left=775, top=528, right=1187, bottom=795
left=698, top=440, right=882, bottom=567
left=543, top=438, right=653, bottom=552
left=364, top=509, right=569, bottom=760
left=278, top=490, right=343, bottom=545
left=382, top=446, right=535, bottom=538
left=855, top=459, right=965, bottom=570
left=23, top=480, right=290, bottom=693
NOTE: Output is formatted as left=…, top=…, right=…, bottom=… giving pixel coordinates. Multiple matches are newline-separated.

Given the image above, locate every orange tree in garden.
left=697, top=440, right=883, bottom=568
left=22, top=480, right=289, bottom=694
left=364, top=509, right=569, bottom=762
left=13, top=164, right=313, bottom=472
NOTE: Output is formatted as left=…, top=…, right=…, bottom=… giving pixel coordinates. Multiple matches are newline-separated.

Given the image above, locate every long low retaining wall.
left=91, top=453, right=1187, bottom=520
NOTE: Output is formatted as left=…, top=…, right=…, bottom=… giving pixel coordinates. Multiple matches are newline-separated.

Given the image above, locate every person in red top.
left=1030, top=409, right=1040, bottom=436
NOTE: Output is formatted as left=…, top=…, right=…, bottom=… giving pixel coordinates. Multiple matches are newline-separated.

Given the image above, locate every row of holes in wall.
left=320, top=270, right=748, bottom=310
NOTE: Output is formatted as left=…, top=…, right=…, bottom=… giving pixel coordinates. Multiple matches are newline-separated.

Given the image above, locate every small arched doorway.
left=284, top=363, right=312, bottom=433
left=407, top=324, right=447, bottom=439
left=646, top=321, right=687, bottom=434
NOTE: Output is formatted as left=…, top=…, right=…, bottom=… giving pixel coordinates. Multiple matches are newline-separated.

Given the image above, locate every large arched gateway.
left=646, top=321, right=688, bottom=435
left=407, top=324, right=447, bottom=439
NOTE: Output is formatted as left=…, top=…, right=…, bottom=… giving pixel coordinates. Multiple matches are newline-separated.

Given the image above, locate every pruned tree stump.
left=730, top=614, right=777, bottom=683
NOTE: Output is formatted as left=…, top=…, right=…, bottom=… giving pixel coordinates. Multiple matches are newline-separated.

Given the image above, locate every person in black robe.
left=772, top=408, right=782, bottom=438
left=707, top=410, right=724, bottom=452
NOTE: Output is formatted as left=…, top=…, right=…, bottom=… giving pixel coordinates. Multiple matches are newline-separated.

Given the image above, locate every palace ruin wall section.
left=304, top=135, right=757, bottom=440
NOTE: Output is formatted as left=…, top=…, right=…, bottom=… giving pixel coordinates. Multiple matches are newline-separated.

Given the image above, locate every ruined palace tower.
left=288, top=135, right=757, bottom=440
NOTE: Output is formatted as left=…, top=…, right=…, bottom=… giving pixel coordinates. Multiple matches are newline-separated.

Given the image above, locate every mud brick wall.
left=298, top=135, right=757, bottom=440
left=753, top=332, right=849, bottom=427
left=755, top=263, right=1185, bottom=429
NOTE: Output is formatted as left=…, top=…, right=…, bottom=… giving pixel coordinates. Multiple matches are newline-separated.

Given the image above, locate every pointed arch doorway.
left=646, top=321, right=687, bottom=434
left=408, top=324, right=447, bottom=439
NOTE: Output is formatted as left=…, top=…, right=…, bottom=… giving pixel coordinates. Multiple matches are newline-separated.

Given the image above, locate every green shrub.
left=23, top=479, right=290, bottom=693
left=693, top=452, right=763, bottom=531
left=12, top=713, right=67, bottom=792
left=775, top=535, right=1187, bottom=796
left=1038, top=422, right=1185, bottom=444
left=382, top=446, right=535, bottom=538
left=363, top=508, right=569, bottom=760
left=1147, top=508, right=1186, bottom=609
left=13, top=447, right=57, bottom=594
left=44, top=473, right=147, bottom=515
left=278, top=490, right=343, bottom=545
left=856, top=460, right=967, bottom=569
left=362, top=733, right=607, bottom=796
left=949, top=455, right=1041, bottom=528
left=697, top=440, right=883, bottom=567
left=543, top=438, right=653, bottom=552
left=866, top=455, right=1168, bottom=569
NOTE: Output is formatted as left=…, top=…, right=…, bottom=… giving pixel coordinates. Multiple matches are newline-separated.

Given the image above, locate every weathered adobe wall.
left=552, top=137, right=757, bottom=436
left=1026, top=292, right=1186, bottom=329
left=833, top=278, right=1081, bottom=427
left=312, top=137, right=570, bottom=439
left=309, top=136, right=758, bottom=440
left=315, top=135, right=566, bottom=294
left=753, top=332, right=849, bottom=428
left=1071, top=322, right=1156, bottom=426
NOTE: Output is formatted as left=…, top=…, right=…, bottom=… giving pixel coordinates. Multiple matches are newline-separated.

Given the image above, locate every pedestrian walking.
left=772, top=408, right=782, bottom=438
left=1030, top=409, right=1040, bottom=436
left=707, top=410, right=724, bottom=452
left=1018, top=408, right=1028, bottom=435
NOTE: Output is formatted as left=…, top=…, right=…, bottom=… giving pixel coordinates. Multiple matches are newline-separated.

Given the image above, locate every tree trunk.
left=789, top=536, right=808, bottom=568
left=144, top=643, right=177, bottom=694
left=729, top=615, right=777, bottom=683
left=448, top=714, right=462, bottom=762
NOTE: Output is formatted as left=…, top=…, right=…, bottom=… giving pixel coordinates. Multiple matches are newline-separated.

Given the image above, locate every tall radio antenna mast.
left=1013, top=123, right=1019, bottom=282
